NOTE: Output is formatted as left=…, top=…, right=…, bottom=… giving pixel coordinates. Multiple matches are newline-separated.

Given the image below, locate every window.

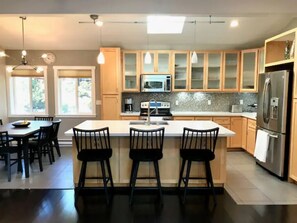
left=54, top=66, right=96, bottom=116
left=6, top=66, right=48, bottom=116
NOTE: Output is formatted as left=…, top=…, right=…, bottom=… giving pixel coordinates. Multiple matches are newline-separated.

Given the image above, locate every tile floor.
left=1, top=147, right=297, bottom=205
left=225, top=150, right=297, bottom=205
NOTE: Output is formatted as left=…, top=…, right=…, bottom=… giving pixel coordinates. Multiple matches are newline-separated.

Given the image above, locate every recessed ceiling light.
left=147, top=15, right=186, bottom=34
left=230, top=20, right=239, bottom=28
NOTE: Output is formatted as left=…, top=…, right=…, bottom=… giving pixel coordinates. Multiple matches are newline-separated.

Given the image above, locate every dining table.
left=0, top=120, right=52, bottom=178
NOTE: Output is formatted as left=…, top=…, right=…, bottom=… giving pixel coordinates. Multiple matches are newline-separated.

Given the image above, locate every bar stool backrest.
left=130, top=127, right=165, bottom=150
left=73, top=127, right=111, bottom=153
left=181, top=127, right=219, bottom=153
left=0, top=119, right=2, bottom=125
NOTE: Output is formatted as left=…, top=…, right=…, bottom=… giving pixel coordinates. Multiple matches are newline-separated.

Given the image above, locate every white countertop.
left=65, top=120, right=235, bottom=137
left=120, top=111, right=257, bottom=120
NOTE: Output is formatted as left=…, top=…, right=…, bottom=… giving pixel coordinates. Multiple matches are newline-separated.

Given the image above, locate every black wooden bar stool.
left=73, top=127, right=114, bottom=206
left=129, top=127, right=165, bottom=206
left=178, top=127, right=219, bottom=204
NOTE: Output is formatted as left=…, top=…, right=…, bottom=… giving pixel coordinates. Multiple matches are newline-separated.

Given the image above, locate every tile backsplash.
left=122, top=92, right=257, bottom=112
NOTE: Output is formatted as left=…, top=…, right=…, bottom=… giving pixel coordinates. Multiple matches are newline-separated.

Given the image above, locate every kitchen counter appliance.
left=256, top=70, right=292, bottom=179
left=140, top=101, right=172, bottom=121
left=140, top=74, right=171, bottom=92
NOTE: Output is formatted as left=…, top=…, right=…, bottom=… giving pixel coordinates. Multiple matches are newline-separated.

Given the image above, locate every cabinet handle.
left=268, top=134, right=278, bottom=139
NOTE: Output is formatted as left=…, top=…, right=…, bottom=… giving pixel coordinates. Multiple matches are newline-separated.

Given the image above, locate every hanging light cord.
left=21, top=16, right=26, bottom=51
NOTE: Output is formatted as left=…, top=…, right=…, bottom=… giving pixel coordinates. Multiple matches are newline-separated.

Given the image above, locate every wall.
left=122, top=92, right=258, bottom=113
left=0, top=55, right=8, bottom=123
left=5, top=50, right=102, bottom=140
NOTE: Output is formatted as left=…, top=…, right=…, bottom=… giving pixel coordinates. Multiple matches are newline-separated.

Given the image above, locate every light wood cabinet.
left=121, top=116, right=139, bottom=120
left=222, top=51, right=240, bottom=92
left=101, top=95, right=120, bottom=120
left=194, top=116, right=212, bottom=121
left=240, top=49, right=258, bottom=92
left=230, top=117, right=242, bottom=148
left=122, top=51, right=140, bottom=92
left=189, top=51, right=206, bottom=91
left=100, top=48, right=121, bottom=120
left=241, top=117, right=247, bottom=150
left=246, top=119, right=256, bottom=155
left=205, top=52, right=223, bottom=91
left=213, top=117, right=231, bottom=147
left=289, top=100, right=297, bottom=181
left=172, top=51, right=189, bottom=91
left=173, top=116, right=195, bottom=120
left=258, top=47, right=265, bottom=75
left=100, top=48, right=121, bottom=95
left=141, top=50, right=171, bottom=74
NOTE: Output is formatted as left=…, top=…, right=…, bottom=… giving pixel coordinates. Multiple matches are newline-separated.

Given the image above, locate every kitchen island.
left=65, top=120, right=235, bottom=188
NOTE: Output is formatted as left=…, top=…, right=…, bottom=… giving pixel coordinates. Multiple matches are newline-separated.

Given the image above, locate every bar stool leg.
left=129, top=161, right=136, bottom=188
left=183, top=160, right=192, bottom=204
left=178, top=159, right=186, bottom=190
left=129, top=161, right=139, bottom=206
left=106, top=159, right=114, bottom=189
left=153, top=160, right=163, bottom=205
left=100, top=160, right=110, bottom=204
left=205, top=161, right=217, bottom=205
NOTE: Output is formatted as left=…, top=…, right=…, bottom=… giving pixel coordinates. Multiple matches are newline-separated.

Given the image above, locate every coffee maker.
left=124, top=98, right=133, bottom=112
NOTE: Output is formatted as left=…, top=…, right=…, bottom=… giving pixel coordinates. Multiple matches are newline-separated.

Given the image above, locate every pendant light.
left=97, top=25, right=105, bottom=64
left=144, top=32, right=151, bottom=64
left=191, top=20, right=198, bottom=64
left=7, top=17, right=43, bottom=73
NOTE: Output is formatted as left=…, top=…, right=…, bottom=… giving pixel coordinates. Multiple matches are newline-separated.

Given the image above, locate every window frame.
left=53, top=66, right=96, bottom=117
left=6, top=65, right=49, bottom=117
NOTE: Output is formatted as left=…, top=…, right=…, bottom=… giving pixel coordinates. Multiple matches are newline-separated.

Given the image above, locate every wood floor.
left=0, top=189, right=297, bottom=223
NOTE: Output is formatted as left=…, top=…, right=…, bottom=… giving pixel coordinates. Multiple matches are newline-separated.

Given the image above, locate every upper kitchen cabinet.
left=122, top=51, right=140, bottom=92
left=140, top=50, right=171, bottom=74
left=100, top=48, right=121, bottom=94
left=189, top=52, right=206, bottom=91
left=172, top=51, right=189, bottom=91
left=222, top=51, right=240, bottom=92
left=258, top=47, right=265, bottom=74
left=205, top=52, right=223, bottom=91
left=264, top=28, right=296, bottom=67
left=100, top=48, right=121, bottom=120
left=240, top=49, right=258, bottom=92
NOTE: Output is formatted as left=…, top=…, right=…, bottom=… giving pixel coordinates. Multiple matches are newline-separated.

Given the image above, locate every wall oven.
left=140, top=74, right=171, bottom=92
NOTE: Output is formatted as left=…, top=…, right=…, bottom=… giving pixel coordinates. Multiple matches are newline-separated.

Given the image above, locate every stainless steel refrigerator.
left=256, top=70, right=292, bottom=179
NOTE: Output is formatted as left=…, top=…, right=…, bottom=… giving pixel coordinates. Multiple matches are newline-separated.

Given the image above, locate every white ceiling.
left=0, top=0, right=296, bottom=51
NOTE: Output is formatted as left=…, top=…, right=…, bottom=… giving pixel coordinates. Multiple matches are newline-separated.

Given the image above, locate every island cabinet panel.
left=72, top=136, right=227, bottom=187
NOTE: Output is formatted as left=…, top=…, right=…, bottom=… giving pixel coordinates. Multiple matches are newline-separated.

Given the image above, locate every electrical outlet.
left=240, top=100, right=243, bottom=105
left=208, top=100, right=211, bottom=105
left=175, top=100, right=179, bottom=106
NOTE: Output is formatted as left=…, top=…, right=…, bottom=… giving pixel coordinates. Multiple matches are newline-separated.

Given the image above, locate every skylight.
left=147, top=15, right=186, bottom=34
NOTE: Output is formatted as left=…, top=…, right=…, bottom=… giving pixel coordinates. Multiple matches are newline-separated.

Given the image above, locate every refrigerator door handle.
left=263, top=77, right=271, bottom=124
left=268, top=134, right=278, bottom=139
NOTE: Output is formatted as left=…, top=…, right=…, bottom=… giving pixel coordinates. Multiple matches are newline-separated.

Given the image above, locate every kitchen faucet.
left=146, top=99, right=159, bottom=125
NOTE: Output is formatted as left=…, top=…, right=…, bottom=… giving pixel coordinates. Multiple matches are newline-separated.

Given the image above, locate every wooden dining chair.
left=0, top=131, right=22, bottom=181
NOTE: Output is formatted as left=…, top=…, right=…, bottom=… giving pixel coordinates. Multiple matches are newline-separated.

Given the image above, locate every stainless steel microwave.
left=140, top=74, right=171, bottom=92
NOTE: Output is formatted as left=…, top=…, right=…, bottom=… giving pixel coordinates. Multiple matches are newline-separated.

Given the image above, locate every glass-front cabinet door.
left=206, top=52, right=222, bottom=91
left=141, top=51, right=171, bottom=74
left=172, top=51, right=189, bottom=91
left=189, top=52, right=205, bottom=91
left=122, top=51, right=140, bottom=92
left=241, top=49, right=258, bottom=92
left=223, top=51, right=240, bottom=92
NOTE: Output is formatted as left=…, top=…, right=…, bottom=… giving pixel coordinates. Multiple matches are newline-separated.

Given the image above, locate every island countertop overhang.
left=65, top=120, right=235, bottom=137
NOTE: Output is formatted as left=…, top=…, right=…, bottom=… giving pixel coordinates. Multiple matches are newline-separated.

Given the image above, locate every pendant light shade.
left=191, top=51, right=198, bottom=64
left=144, top=51, right=152, bottom=64
left=97, top=51, right=105, bottom=64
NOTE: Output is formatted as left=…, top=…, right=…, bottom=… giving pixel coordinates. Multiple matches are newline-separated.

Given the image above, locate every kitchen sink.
left=129, top=121, right=169, bottom=125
